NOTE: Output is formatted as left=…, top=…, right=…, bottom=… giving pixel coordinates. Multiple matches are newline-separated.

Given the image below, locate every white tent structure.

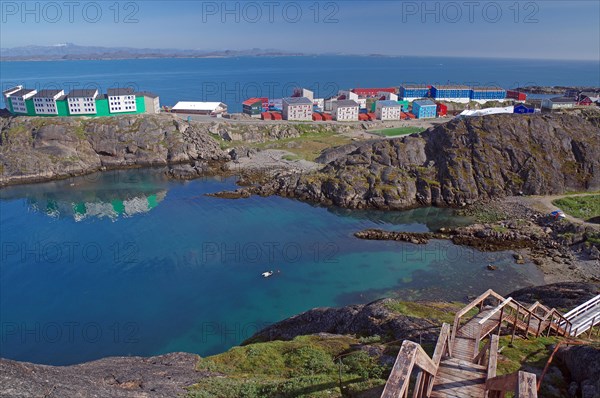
left=458, top=106, right=514, bottom=117
left=171, top=101, right=227, bottom=115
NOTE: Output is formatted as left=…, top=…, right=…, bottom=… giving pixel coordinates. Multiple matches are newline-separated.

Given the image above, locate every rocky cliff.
left=0, top=114, right=229, bottom=186
left=248, top=112, right=600, bottom=209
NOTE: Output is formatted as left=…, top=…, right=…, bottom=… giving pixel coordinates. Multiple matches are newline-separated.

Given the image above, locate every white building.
left=312, top=98, right=325, bottom=111
left=107, top=88, right=137, bottom=113
left=137, top=91, right=161, bottom=114
left=3, top=86, right=22, bottom=108
left=376, top=100, right=402, bottom=120
left=67, top=89, right=99, bottom=115
left=8, top=88, right=37, bottom=114
left=338, top=90, right=359, bottom=101
left=171, top=101, right=227, bottom=115
left=293, top=88, right=314, bottom=101
left=542, top=97, right=576, bottom=110
left=282, top=97, right=313, bottom=121
left=32, top=89, right=65, bottom=115
left=378, top=91, right=399, bottom=101
left=333, top=100, right=359, bottom=121
left=458, top=106, right=514, bottom=117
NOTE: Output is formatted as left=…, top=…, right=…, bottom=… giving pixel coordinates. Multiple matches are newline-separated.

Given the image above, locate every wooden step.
left=431, top=358, right=487, bottom=398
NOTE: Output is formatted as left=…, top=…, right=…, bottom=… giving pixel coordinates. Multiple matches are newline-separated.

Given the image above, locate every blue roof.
left=413, top=99, right=436, bottom=106
left=378, top=100, right=401, bottom=107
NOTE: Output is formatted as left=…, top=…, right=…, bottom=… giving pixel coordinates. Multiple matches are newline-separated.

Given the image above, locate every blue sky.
left=1, top=0, right=599, bottom=60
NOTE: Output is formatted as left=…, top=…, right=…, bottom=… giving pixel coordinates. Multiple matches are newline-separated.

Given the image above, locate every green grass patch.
left=190, top=335, right=387, bottom=398
left=384, top=300, right=465, bottom=324
left=553, top=195, right=600, bottom=221
left=254, top=130, right=353, bottom=162
left=371, top=127, right=423, bottom=137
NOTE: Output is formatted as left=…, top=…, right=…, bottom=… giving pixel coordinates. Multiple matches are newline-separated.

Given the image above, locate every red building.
left=506, top=90, right=527, bottom=101
left=436, top=102, right=448, bottom=117
left=577, top=96, right=593, bottom=106
left=352, top=87, right=396, bottom=97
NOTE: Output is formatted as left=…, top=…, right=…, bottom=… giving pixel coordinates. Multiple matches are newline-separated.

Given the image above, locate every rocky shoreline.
left=1, top=283, right=598, bottom=397
left=213, top=110, right=600, bottom=210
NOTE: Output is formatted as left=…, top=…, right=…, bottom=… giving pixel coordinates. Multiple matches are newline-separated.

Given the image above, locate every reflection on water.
left=27, top=192, right=167, bottom=221
left=0, top=168, right=545, bottom=366
left=1, top=169, right=170, bottom=221
left=328, top=207, right=474, bottom=232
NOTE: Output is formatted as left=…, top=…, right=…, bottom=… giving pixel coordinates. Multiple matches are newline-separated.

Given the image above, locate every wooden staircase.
left=380, top=289, right=583, bottom=398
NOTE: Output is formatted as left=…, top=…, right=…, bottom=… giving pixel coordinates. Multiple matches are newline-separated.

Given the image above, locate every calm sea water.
left=0, top=169, right=544, bottom=365
left=1, top=56, right=599, bottom=112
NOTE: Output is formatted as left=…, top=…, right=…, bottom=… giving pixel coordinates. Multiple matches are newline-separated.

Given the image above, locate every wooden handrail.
left=486, top=371, right=538, bottom=397
left=478, top=297, right=513, bottom=325
left=452, top=289, right=505, bottom=344
left=473, top=332, right=491, bottom=364
left=380, top=340, right=439, bottom=398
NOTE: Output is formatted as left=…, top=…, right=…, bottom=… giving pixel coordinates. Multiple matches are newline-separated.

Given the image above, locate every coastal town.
left=4, top=83, right=600, bottom=121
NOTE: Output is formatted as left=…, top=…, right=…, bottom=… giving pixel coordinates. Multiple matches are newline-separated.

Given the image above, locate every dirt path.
left=521, top=193, right=600, bottom=229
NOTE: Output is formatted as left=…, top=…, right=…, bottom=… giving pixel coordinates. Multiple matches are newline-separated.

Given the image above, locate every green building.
left=4, top=86, right=159, bottom=117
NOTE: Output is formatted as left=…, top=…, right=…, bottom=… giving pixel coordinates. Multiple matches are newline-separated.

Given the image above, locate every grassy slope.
left=187, top=299, right=600, bottom=398
left=370, top=127, right=423, bottom=137
left=552, top=195, right=600, bottom=221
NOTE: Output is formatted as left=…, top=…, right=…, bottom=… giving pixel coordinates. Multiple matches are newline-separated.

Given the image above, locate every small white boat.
left=262, top=271, right=274, bottom=278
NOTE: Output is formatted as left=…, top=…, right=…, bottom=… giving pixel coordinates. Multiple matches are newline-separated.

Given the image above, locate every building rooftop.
left=413, top=99, right=436, bottom=106
left=172, top=102, right=226, bottom=111
left=242, top=98, right=264, bottom=106
left=549, top=97, right=576, bottom=103
left=33, top=89, right=63, bottom=98
left=283, top=97, right=312, bottom=105
left=471, top=87, right=506, bottom=92
left=10, top=88, right=36, bottom=97
left=352, top=87, right=396, bottom=94
left=336, top=100, right=359, bottom=107
left=135, top=91, right=159, bottom=99
left=378, top=100, right=401, bottom=107
left=433, top=85, right=470, bottom=90
left=107, top=88, right=135, bottom=96
left=401, top=84, right=430, bottom=89
left=69, top=89, right=99, bottom=98
left=3, top=86, right=22, bottom=95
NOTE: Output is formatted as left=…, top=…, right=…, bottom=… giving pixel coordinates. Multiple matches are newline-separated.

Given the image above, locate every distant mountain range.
left=0, top=43, right=306, bottom=61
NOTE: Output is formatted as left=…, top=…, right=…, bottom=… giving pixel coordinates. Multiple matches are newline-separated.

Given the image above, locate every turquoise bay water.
left=0, top=170, right=544, bottom=365
left=1, top=56, right=599, bottom=112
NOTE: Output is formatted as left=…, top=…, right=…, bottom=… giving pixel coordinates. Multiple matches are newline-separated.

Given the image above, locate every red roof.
left=352, top=88, right=396, bottom=96
left=243, top=97, right=268, bottom=106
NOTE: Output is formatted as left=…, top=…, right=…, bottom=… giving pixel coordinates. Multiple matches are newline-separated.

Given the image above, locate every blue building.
left=431, top=85, right=471, bottom=101
left=412, top=99, right=437, bottom=119
left=400, top=85, right=430, bottom=100
left=470, top=87, right=507, bottom=101
left=513, top=104, right=535, bottom=114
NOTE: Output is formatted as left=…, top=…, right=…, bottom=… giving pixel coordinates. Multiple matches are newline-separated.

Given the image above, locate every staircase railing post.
left=546, top=313, right=554, bottom=337
left=511, top=303, right=519, bottom=345
left=497, top=306, right=505, bottom=336
left=525, top=311, right=532, bottom=338
left=588, top=317, right=596, bottom=338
